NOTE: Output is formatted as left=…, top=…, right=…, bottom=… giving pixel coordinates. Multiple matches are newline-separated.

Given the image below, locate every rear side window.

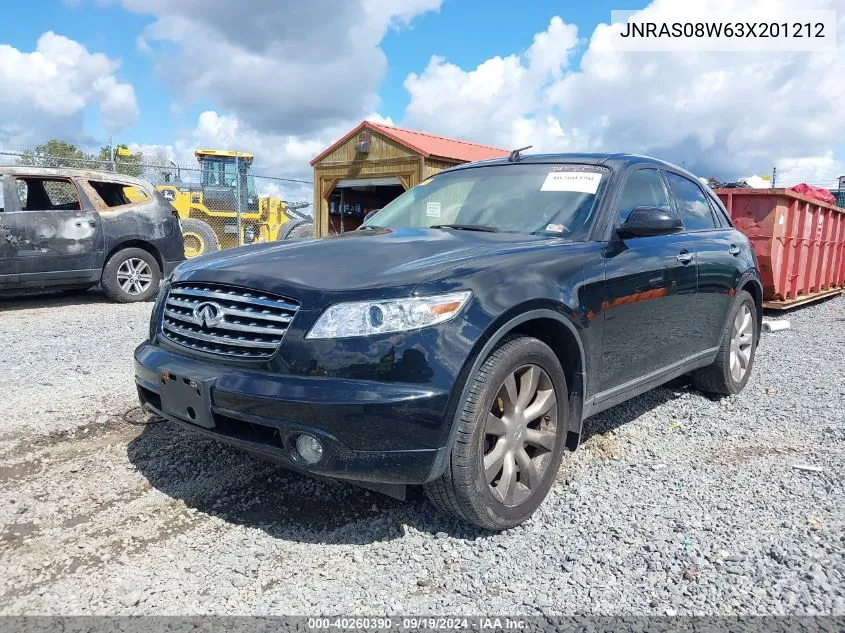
left=707, top=193, right=733, bottom=227
left=664, top=172, right=717, bottom=231
left=615, top=169, right=670, bottom=226
left=15, top=177, right=81, bottom=211
left=89, top=180, right=149, bottom=207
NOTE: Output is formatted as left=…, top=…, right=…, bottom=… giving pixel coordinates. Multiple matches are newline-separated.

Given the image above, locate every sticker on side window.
left=541, top=171, right=602, bottom=194
left=426, top=201, right=441, bottom=218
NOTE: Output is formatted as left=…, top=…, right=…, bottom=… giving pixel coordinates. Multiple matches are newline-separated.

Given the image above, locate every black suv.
left=135, top=154, right=762, bottom=530
left=0, top=167, right=184, bottom=302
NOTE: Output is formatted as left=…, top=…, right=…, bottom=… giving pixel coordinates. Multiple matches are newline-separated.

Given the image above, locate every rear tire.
left=101, top=248, right=161, bottom=303
left=690, top=290, right=757, bottom=395
left=180, top=218, right=220, bottom=258
left=424, top=336, right=568, bottom=530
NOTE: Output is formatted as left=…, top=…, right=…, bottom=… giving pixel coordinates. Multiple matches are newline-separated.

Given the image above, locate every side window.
left=615, top=169, right=670, bottom=225
left=17, top=179, right=28, bottom=208
left=14, top=178, right=81, bottom=211
left=44, top=180, right=81, bottom=208
left=664, top=172, right=717, bottom=231
left=89, top=180, right=149, bottom=207
left=707, top=193, right=732, bottom=227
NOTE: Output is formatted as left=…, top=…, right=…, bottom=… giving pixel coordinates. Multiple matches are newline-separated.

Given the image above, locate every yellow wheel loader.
left=150, top=150, right=311, bottom=258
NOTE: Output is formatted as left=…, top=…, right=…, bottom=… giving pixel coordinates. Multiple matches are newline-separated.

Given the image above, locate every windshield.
left=363, top=164, right=609, bottom=239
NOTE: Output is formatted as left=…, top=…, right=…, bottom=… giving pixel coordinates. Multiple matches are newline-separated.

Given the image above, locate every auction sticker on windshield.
left=541, top=171, right=602, bottom=194
left=426, top=201, right=441, bottom=218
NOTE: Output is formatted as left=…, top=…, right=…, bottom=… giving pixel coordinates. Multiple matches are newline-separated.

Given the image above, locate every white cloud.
left=116, top=0, right=441, bottom=135
left=403, top=17, right=579, bottom=151
left=401, top=0, right=845, bottom=181
left=774, top=153, right=845, bottom=187
left=0, top=32, right=138, bottom=148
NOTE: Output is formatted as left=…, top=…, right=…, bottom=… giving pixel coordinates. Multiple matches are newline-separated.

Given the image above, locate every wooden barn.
left=310, top=121, right=509, bottom=236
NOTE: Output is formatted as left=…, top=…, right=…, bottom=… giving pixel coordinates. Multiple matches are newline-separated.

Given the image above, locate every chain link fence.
left=0, top=149, right=315, bottom=257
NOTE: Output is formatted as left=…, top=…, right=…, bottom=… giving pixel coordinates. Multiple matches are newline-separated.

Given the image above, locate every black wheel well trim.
left=426, top=307, right=587, bottom=482
left=737, top=271, right=764, bottom=340
left=102, top=239, right=163, bottom=277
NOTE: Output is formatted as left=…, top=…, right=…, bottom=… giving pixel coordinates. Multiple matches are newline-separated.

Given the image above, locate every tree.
left=142, top=148, right=176, bottom=183
left=96, top=143, right=144, bottom=178
left=16, top=140, right=91, bottom=169
left=16, top=139, right=145, bottom=177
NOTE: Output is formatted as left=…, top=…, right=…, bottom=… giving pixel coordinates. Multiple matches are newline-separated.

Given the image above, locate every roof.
left=0, top=165, right=152, bottom=188
left=310, top=121, right=510, bottom=166
left=444, top=152, right=695, bottom=178
left=195, top=149, right=254, bottom=161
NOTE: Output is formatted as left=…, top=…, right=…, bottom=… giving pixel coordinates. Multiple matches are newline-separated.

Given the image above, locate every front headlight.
left=306, top=291, right=472, bottom=340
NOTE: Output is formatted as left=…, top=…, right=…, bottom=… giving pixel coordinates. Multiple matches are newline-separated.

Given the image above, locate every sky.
left=0, top=0, right=843, bottom=201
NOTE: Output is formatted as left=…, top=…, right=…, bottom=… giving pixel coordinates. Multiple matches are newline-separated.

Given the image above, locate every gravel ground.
left=0, top=289, right=843, bottom=615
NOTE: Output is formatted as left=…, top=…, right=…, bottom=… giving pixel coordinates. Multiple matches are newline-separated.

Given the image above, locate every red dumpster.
left=716, top=188, right=845, bottom=309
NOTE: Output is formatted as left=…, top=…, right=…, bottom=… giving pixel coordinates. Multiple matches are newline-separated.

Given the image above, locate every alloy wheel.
left=116, top=258, right=153, bottom=296
left=482, top=364, right=558, bottom=506
left=729, top=304, right=753, bottom=382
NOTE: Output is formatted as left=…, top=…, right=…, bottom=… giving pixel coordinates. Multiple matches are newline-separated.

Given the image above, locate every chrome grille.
left=160, top=282, right=299, bottom=359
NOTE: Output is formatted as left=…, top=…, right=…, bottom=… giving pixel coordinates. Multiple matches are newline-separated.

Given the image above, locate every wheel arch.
left=739, top=277, right=764, bottom=335
left=429, top=305, right=588, bottom=481
left=735, top=271, right=764, bottom=345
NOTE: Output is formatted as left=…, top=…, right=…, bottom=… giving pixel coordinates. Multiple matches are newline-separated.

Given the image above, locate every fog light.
left=295, top=434, right=324, bottom=464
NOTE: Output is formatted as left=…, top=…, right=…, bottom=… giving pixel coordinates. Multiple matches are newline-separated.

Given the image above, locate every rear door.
left=0, top=176, right=18, bottom=286
left=597, top=167, right=699, bottom=394
left=4, top=176, right=104, bottom=285
left=663, top=171, right=736, bottom=352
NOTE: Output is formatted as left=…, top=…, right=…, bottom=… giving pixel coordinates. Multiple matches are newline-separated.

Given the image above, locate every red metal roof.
left=310, top=121, right=510, bottom=166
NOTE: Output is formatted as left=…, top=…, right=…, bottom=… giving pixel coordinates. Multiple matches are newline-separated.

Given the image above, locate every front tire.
left=690, top=290, right=757, bottom=395
left=101, top=248, right=161, bottom=303
left=278, top=219, right=314, bottom=241
left=424, top=336, right=568, bottom=530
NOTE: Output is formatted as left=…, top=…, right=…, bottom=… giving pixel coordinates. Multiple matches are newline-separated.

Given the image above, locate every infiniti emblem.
left=193, top=301, right=225, bottom=328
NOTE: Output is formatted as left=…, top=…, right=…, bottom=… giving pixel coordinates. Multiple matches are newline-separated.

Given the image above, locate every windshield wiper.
left=357, top=225, right=382, bottom=231
left=430, top=224, right=499, bottom=233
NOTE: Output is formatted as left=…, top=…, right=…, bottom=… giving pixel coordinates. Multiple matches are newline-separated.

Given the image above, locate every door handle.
left=729, top=244, right=741, bottom=256
left=676, top=251, right=695, bottom=264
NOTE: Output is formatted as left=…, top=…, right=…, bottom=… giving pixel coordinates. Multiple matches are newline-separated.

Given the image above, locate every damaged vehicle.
left=0, top=167, right=184, bottom=302
left=135, top=153, right=762, bottom=530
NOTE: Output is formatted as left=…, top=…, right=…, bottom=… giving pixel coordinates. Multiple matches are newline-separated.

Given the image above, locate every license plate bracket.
left=160, top=371, right=215, bottom=429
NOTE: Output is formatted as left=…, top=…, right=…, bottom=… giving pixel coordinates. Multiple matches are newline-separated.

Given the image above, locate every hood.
left=173, top=227, right=552, bottom=305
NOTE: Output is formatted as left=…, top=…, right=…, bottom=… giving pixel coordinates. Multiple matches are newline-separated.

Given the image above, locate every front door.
left=663, top=171, right=737, bottom=351
left=597, top=168, right=699, bottom=394
left=2, top=175, right=103, bottom=285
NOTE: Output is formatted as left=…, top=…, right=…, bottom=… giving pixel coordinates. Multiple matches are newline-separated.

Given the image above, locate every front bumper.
left=134, top=343, right=452, bottom=485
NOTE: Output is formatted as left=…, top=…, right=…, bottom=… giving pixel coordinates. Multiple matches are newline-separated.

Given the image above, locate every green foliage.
left=97, top=143, right=144, bottom=178
left=16, top=139, right=144, bottom=177
left=16, top=140, right=91, bottom=169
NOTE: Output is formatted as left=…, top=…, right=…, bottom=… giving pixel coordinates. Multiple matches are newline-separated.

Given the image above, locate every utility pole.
left=235, top=152, right=243, bottom=246
left=109, top=136, right=115, bottom=172
left=772, top=166, right=777, bottom=189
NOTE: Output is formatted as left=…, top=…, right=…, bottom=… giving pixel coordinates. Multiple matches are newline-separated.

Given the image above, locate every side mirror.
left=618, top=206, right=682, bottom=238
left=362, top=209, right=380, bottom=223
